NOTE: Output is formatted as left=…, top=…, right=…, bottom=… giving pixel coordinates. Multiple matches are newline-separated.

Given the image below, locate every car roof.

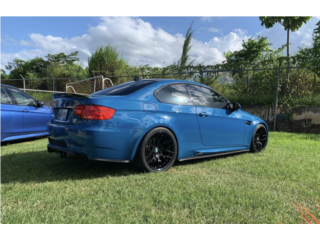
left=0, top=84, right=20, bottom=90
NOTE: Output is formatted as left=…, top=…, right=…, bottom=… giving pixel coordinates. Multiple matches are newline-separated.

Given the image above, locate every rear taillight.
left=73, top=105, right=115, bottom=120
left=73, top=105, right=85, bottom=115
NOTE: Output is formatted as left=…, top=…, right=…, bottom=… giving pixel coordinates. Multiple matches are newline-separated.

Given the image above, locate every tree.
left=45, top=51, right=80, bottom=64
left=222, top=36, right=286, bottom=96
left=313, top=20, right=320, bottom=42
left=45, top=62, right=88, bottom=79
left=4, top=52, right=84, bottom=80
left=292, top=20, right=320, bottom=93
left=5, top=58, right=26, bottom=71
left=293, top=44, right=320, bottom=76
left=3, top=52, right=87, bottom=91
left=1, top=69, right=8, bottom=79
left=177, top=22, right=195, bottom=73
left=5, top=57, right=48, bottom=79
left=224, top=36, right=274, bottom=68
left=88, top=45, right=128, bottom=82
left=259, top=17, right=312, bottom=93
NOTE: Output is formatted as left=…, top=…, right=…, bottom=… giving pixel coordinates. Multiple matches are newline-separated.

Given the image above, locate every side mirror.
left=228, top=102, right=241, bottom=111
left=36, top=100, right=44, bottom=107
left=233, top=103, right=241, bottom=111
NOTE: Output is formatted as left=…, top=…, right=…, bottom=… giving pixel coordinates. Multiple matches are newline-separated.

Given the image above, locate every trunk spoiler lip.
left=52, top=93, right=89, bottom=99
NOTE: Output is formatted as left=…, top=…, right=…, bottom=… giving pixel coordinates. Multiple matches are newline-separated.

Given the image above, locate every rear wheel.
left=250, top=124, right=268, bottom=153
left=134, top=127, right=177, bottom=172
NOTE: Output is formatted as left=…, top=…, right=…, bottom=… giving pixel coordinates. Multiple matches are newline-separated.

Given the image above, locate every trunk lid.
left=52, top=93, right=92, bottom=124
left=52, top=93, right=122, bottom=125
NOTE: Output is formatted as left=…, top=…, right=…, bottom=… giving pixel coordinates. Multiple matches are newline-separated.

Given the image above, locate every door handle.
left=245, top=121, right=252, bottom=125
left=199, top=112, right=209, bottom=117
left=22, top=109, right=29, bottom=113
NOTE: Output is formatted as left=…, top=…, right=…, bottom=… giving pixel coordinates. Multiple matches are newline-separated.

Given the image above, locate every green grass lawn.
left=1, top=132, right=319, bottom=224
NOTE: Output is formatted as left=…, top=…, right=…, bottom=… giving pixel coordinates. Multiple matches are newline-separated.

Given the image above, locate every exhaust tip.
left=60, top=151, right=67, bottom=158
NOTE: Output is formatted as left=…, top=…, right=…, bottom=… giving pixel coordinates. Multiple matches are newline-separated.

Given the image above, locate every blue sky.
left=1, top=16, right=320, bottom=71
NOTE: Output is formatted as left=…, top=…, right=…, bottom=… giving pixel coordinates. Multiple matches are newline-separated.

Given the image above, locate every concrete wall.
left=242, top=106, right=320, bottom=134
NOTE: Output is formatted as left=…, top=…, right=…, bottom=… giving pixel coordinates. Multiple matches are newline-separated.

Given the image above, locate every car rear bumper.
left=47, top=122, right=144, bottom=162
left=47, top=143, right=78, bottom=156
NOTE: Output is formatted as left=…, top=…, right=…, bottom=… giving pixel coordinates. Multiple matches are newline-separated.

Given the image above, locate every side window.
left=1, top=87, right=13, bottom=104
left=186, top=85, right=227, bottom=109
left=6, top=88, right=36, bottom=106
left=156, top=84, right=192, bottom=105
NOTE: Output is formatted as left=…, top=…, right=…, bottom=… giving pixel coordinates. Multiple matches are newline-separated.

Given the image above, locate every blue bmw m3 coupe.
left=47, top=78, right=268, bottom=172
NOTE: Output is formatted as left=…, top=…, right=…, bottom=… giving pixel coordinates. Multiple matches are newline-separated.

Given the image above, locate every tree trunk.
left=285, top=28, right=290, bottom=94
left=247, top=71, right=249, bottom=94
left=314, top=73, right=317, bottom=95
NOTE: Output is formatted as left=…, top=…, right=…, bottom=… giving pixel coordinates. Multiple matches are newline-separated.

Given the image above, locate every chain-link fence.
left=1, top=76, right=113, bottom=106
left=2, top=77, right=81, bottom=105
left=2, top=66, right=320, bottom=133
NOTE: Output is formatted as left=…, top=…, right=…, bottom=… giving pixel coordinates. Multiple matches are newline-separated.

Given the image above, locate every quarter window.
left=1, top=87, right=13, bottom=104
left=186, top=85, right=227, bottom=109
left=6, top=88, right=36, bottom=106
left=156, top=84, right=192, bottom=105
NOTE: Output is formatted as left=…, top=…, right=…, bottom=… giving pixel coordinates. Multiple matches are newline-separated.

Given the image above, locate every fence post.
left=51, top=74, right=55, bottom=91
left=273, top=66, right=281, bottom=131
left=94, top=79, right=96, bottom=92
left=20, top=74, right=26, bottom=92
left=199, top=64, right=203, bottom=83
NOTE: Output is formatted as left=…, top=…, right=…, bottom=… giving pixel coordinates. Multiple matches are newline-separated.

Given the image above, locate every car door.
left=186, top=84, right=246, bottom=147
left=6, top=87, right=50, bottom=133
left=0, top=87, right=24, bottom=141
left=154, top=83, right=200, bottom=143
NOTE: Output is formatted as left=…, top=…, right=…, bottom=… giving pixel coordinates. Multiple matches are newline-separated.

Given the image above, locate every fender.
left=129, top=123, right=179, bottom=161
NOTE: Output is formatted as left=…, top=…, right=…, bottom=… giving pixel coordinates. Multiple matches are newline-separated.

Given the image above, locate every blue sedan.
left=1, top=84, right=51, bottom=142
left=47, top=79, right=268, bottom=172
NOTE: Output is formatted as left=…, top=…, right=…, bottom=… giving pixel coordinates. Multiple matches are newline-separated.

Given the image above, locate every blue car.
left=1, top=84, right=51, bottom=142
left=47, top=79, right=268, bottom=172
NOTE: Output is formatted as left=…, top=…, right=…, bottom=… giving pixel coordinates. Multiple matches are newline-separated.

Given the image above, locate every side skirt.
left=178, top=149, right=249, bottom=162
left=2, top=132, right=48, bottom=142
left=89, top=158, right=130, bottom=163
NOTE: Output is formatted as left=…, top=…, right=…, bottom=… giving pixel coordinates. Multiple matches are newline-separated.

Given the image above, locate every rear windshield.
left=90, top=80, right=156, bottom=96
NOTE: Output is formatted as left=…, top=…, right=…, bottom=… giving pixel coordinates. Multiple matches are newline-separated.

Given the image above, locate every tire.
left=250, top=124, right=268, bottom=153
left=134, top=127, right=177, bottom=172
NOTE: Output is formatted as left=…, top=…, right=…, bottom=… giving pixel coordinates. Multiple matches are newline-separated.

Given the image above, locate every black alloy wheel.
left=250, top=124, right=268, bottom=153
left=134, top=127, right=177, bottom=172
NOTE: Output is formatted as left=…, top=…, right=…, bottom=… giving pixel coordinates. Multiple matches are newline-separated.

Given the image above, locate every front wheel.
left=250, top=124, right=268, bottom=153
left=134, top=127, right=177, bottom=172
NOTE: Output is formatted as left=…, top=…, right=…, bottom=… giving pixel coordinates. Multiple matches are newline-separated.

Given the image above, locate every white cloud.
left=208, top=27, right=220, bottom=33
left=233, top=29, right=247, bottom=35
left=1, top=34, right=18, bottom=45
left=1, top=17, right=250, bottom=72
left=201, top=17, right=213, bottom=22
